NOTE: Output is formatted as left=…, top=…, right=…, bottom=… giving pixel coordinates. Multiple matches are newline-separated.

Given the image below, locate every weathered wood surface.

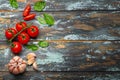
left=0, top=41, right=120, bottom=71
left=0, top=0, right=120, bottom=11
left=0, top=0, right=120, bottom=79
left=0, top=11, right=120, bottom=40
left=0, top=71, right=120, bottom=80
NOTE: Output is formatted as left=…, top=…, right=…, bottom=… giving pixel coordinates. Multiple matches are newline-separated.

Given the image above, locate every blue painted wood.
left=0, top=0, right=120, bottom=11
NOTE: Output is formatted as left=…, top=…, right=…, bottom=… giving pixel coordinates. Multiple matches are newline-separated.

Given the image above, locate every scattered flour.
left=4, top=48, right=10, bottom=57
left=36, top=51, right=64, bottom=65
left=64, top=34, right=80, bottom=40
left=66, top=0, right=95, bottom=10
left=66, top=0, right=117, bottom=10
left=94, top=50, right=101, bottom=54
left=103, top=41, right=112, bottom=45
left=64, top=34, right=120, bottom=40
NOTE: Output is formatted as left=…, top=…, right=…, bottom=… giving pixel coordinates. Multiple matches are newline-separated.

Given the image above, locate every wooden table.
left=0, top=0, right=120, bottom=80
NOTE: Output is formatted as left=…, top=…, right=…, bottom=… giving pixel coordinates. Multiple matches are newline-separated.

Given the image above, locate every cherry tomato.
left=24, top=13, right=36, bottom=21
left=11, top=42, right=22, bottom=54
left=23, top=4, right=31, bottom=17
left=27, top=25, right=39, bottom=38
left=5, top=28, right=17, bottom=40
left=16, top=22, right=27, bottom=32
left=18, top=32, right=30, bottom=45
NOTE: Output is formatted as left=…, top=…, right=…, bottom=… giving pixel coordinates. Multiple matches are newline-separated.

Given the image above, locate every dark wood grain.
left=0, top=0, right=120, bottom=11
left=0, top=0, right=120, bottom=79
left=0, top=41, right=120, bottom=71
left=0, top=11, right=120, bottom=40
left=0, top=71, right=120, bottom=80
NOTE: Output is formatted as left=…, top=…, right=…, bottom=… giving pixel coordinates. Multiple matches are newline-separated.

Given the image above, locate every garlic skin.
left=26, top=53, right=36, bottom=65
left=33, top=62, right=38, bottom=71
left=26, top=53, right=36, bottom=60
left=8, top=56, right=27, bottom=75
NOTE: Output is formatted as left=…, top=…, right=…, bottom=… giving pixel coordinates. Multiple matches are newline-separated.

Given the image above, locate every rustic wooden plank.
left=0, top=0, right=120, bottom=11
left=0, top=41, right=120, bottom=71
left=0, top=11, right=120, bottom=40
left=0, top=71, right=120, bottom=80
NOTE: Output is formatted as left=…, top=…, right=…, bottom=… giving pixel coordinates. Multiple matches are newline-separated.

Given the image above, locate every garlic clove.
left=9, top=66, right=15, bottom=73
left=13, top=56, right=20, bottom=62
left=27, top=58, right=35, bottom=65
left=33, top=62, right=38, bottom=71
left=18, top=58, right=23, bottom=63
left=12, top=67, right=19, bottom=75
left=22, top=60, right=27, bottom=64
left=8, top=63, right=12, bottom=67
left=26, top=53, right=36, bottom=60
left=19, top=66, right=25, bottom=73
left=10, top=59, right=15, bottom=63
left=11, top=62, right=17, bottom=67
left=20, top=64, right=26, bottom=69
left=18, top=62, right=22, bottom=65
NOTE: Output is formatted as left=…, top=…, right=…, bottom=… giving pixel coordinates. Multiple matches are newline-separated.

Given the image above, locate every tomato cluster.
left=5, top=22, right=39, bottom=54
left=5, top=4, right=39, bottom=54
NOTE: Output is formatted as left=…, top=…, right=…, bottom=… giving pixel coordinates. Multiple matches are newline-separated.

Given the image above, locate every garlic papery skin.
left=7, top=56, right=27, bottom=75
left=26, top=53, right=36, bottom=65
left=33, top=61, right=38, bottom=71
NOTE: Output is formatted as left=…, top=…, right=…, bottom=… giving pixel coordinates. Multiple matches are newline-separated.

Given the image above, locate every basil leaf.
left=38, top=41, right=49, bottom=48
left=34, top=1, right=46, bottom=11
left=43, top=13, right=55, bottom=26
left=37, top=16, right=46, bottom=24
left=26, top=44, right=38, bottom=51
left=31, top=45, right=39, bottom=51
left=26, top=45, right=31, bottom=49
left=9, top=0, right=18, bottom=9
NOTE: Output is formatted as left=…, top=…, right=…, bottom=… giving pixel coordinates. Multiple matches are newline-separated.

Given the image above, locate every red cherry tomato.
left=23, top=4, right=31, bottom=17
left=16, top=22, right=27, bottom=32
left=11, top=42, right=22, bottom=54
left=24, top=13, right=36, bottom=21
left=18, top=32, right=30, bottom=45
left=5, top=28, right=17, bottom=40
left=27, top=25, right=39, bottom=38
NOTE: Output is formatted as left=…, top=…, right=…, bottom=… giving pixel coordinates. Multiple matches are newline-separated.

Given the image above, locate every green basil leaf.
left=26, top=44, right=38, bottom=51
left=34, top=1, right=46, bottom=11
left=38, top=41, right=49, bottom=48
left=31, top=45, right=39, bottom=51
left=9, top=0, right=18, bottom=9
left=43, top=13, right=55, bottom=26
left=37, top=16, right=46, bottom=24
left=26, top=44, right=32, bottom=49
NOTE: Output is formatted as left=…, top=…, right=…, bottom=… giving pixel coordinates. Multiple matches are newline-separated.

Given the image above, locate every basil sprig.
left=43, top=13, right=55, bottom=26
left=26, top=41, right=49, bottom=51
left=34, top=1, right=46, bottom=11
left=38, top=41, right=49, bottom=48
left=9, top=0, right=19, bottom=9
left=26, top=44, right=39, bottom=51
left=37, top=13, right=55, bottom=26
left=37, top=16, right=46, bottom=24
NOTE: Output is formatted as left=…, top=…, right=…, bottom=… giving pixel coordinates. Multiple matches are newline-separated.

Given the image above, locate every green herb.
left=26, top=44, right=32, bottom=49
left=26, top=44, right=38, bottom=51
left=9, top=0, right=19, bottom=9
left=37, top=16, right=46, bottom=24
left=43, top=13, right=55, bottom=26
left=34, top=1, right=46, bottom=11
left=38, top=41, right=49, bottom=48
left=26, top=41, right=49, bottom=51
left=31, top=45, right=39, bottom=51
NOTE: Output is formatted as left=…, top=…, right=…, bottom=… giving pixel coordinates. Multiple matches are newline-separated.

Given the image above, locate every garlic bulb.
left=8, top=56, right=27, bottom=75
